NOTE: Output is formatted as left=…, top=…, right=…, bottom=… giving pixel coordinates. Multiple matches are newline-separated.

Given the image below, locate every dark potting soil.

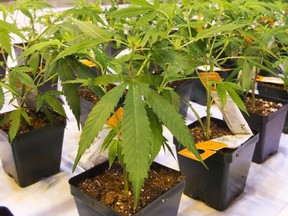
left=258, top=82, right=288, bottom=91
left=244, top=96, right=283, bottom=116
left=190, top=118, right=240, bottom=154
left=79, top=84, right=118, bottom=104
left=166, top=79, right=189, bottom=89
left=0, top=109, right=65, bottom=135
left=190, top=119, right=233, bottom=144
left=76, top=161, right=185, bottom=216
left=79, top=87, right=100, bottom=104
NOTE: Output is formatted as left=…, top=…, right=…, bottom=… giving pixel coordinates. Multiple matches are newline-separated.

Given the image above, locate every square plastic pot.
left=174, top=80, right=193, bottom=117
left=174, top=118, right=259, bottom=211
left=69, top=161, right=185, bottom=216
left=0, top=51, right=8, bottom=79
left=257, top=82, right=288, bottom=133
left=242, top=94, right=288, bottom=163
left=0, top=116, right=66, bottom=187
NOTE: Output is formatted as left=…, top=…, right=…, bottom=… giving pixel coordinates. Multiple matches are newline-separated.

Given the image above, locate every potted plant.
left=59, top=1, right=206, bottom=215
left=255, top=15, right=288, bottom=133
left=0, top=0, right=67, bottom=187
left=171, top=0, right=263, bottom=210
left=234, top=0, right=288, bottom=163
left=174, top=72, right=259, bottom=211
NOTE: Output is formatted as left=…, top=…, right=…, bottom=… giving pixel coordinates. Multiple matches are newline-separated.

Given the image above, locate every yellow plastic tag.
left=197, top=140, right=228, bottom=151
left=178, top=147, right=216, bottom=161
left=198, top=72, right=221, bottom=90
left=107, top=107, right=124, bottom=128
left=80, top=59, right=96, bottom=68
left=178, top=140, right=228, bottom=161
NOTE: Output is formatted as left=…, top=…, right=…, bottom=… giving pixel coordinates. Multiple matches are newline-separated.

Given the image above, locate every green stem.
left=136, top=52, right=151, bottom=76
left=184, top=6, right=193, bottom=38
left=251, top=67, right=259, bottom=108
left=205, top=85, right=212, bottom=140
left=208, top=36, right=217, bottom=71
left=214, top=34, right=230, bottom=65
left=123, top=169, right=129, bottom=195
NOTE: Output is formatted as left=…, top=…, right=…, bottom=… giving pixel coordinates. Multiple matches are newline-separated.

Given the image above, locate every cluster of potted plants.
left=0, top=0, right=287, bottom=215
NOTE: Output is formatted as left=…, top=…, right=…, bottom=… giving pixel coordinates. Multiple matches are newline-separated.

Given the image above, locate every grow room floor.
left=1, top=97, right=288, bottom=216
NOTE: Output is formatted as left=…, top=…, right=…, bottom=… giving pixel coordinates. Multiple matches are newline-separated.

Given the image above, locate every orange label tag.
left=107, top=107, right=124, bottom=128
left=197, top=140, right=228, bottom=151
left=178, top=147, right=216, bottom=161
left=256, top=75, right=264, bottom=82
left=80, top=59, right=96, bottom=68
left=178, top=140, right=228, bottom=161
left=198, top=72, right=221, bottom=90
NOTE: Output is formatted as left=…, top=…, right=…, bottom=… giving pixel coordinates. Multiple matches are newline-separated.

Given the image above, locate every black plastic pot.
left=79, top=87, right=124, bottom=126
left=80, top=97, right=95, bottom=126
left=0, top=115, right=66, bottom=187
left=190, top=78, right=207, bottom=105
left=257, top=82, right=288, bottom=133
left=69, top=161, right=185, bottom=216
left=174, top=118, right=259, bottom=211
left=0, top=207, right=14, bottom=216
left=242, top=94, right=288, bottom=163
left=174, top=80, right=193, bottom=117
left=0, top=51, right=8, bottom=79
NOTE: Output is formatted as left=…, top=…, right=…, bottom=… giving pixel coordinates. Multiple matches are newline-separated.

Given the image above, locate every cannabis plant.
left=175, top=0, right=255, bottom=140
left=230, top=0, right=288, bottom=107
left=0, top=0, right=68, bottom=142
left=53, top=0, right=206, bottom=208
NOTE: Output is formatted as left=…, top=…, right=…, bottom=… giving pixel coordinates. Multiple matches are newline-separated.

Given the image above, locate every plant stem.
left=208, top=36, right=217, bottom=71
left=205, top=84, right=212, bottom=140
left=251, top=67, right=259, bottom=108
left=136, top=52, right=151, bottom=76
left=123, top=169, right=129, bottom=195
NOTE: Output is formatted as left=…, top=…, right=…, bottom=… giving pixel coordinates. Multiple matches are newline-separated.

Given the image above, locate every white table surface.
left=1, top=98, right=288, bottom=216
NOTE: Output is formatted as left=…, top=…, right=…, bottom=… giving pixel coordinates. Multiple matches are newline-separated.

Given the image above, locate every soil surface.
left=258, top=82, right=288, bottom=91
left=244, top=96, right=283, bottom=116
left=190, top=118, right=233, bottom=144
left=167, top=79, right=190, bottom=89
left=79, top=87, right=100, bottom=104
left=189, top=118, right=238, bottom=154
left=76, top=162, right=185, bottom=216
left=79, top=84, right=118, bottom=104
left=0, top=109, right=65, bottom=135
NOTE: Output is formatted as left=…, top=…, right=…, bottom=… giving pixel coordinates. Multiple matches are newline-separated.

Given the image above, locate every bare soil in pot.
left=258, top=82, right=288, bottom=91
left=189, top=118, right=237, bottom=154
left=79, top=87, right=101, bottom=104
left=0, top=109, right=65, bottom=135
left=79, top=84, right=119, bottom=104
left=76, top=161, right=185, bottom=216
left=190, top=119, right=233, bottom=143
left=244, top=96, right=284, bottom=116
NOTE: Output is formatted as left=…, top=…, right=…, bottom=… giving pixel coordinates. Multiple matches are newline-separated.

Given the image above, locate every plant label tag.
left=107, top=107, right=124, bottom=128
left=256, top=75, right=284, bottom=85
left=198, top=72, right=221, bottom=91
left=211, top=91, right=253, bottom=136
left=178, top=147, right=216, bottom=161
left=178, top=140, right=228, bottom=161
